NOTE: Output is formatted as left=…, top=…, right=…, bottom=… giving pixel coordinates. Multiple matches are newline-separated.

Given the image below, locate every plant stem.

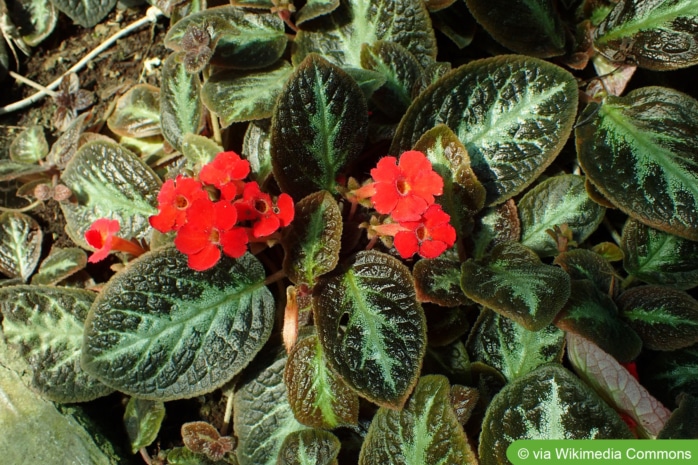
left=0, top=6, right=164, bottom=116
left=8, top=71, right=59, bottom=97
left=0, top=199, right=42, bottom=213
left=220, top=392, right=234, bottom=436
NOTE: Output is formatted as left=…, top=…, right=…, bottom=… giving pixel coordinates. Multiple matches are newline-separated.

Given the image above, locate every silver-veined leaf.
left=31, top=247, right=87, bottom=286
left=9, top=125, right=48, bottom=164
left=471, top=200, right=520, bottom=260
left=414, top=257, right=471, bottom=307
left=313, top=250, right=427, bottom=408
left=576, top=86, right=698, bottom=241
left=643, top=345, right=698, bottom=408
left=160, top=53, right=204, bottom=152
left=0, top=212, right=42, bottom=281
left=553, top=249, right=619, bottom=297
left=392, top=55, right=578, bottom=205
left=50, top=0, right=116, bottom=27
left=11, top=0, right=58, bottom=47
left=106, top=84, right=161, bottom=138
left=82, top=248, right=275, bottom=401
left=181, top=134, right=223, bottom=171
left=277, top=429, right=340, bottom=465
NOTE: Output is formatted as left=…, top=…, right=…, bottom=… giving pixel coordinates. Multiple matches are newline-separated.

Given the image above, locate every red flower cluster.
left=149, top=151, right=294, bottom=271
left=357, top=151, right=456, bottom=259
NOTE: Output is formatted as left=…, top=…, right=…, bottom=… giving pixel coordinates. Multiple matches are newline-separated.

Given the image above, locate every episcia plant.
left=1, top=0, right=698, bottom=464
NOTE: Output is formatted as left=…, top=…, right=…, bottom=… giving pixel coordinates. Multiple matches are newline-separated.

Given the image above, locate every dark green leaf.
left=124, top=398, right=166, bottom=453
left=480, top=364, right=632, bottom=465
left=424, top=304, right=472, bottom=347
left=460, top=241, right=571, bottom=331
left=466, top=308, right=565, bottom=382
left=643, top=345, right=698, bottom=408
left=555, top=279, right=642, bottom=362
left=553, top=249, right=618, bottom=296
left=0, top=212, right=42, bottom=281
left=202, top=61, right=293, bottom=127
left=342, top=67, right=386, bottom=101
left=277, top=429, right=340, bottom=465
left=271, top=54, right=368, bottom=199
left=313, top=250, right=426, bottom=408
left=465, top=0, right=566, bottom=57
left=359, top=375, right=477, bottom=465
left=576, top=87, right=698, bottom=241
left=0, top=160, right=48, bottom=181
left=106, top=84, right=161, bottom=138
left=519, top=174, right=606, bottom=256
left=618, top=285, right=698, bottom=351
left=0, top=285, right=112, bottom=402
left=50, top=0, right=116, bottom=27
left=31, top=247, right=87, bottom=286
left=10, top=0, right=58, bottom=47
left=181, top=134, right=223, bottom=171
left=658, top=393, right=698, bottom=439
left=9, top=125, right=48, bottom=164
left=281, top=191, right=343, bottom=286
left=593, top=0, right=698, bottom=70
left=242, top=119, right=273, bottom=184
left=82, top=248, right=275, bottom=400
left=392, top=55, right=579, bottom=205
left=414, top=257, right=471, bottom=307
left=470, top=200, right=520, bottom=260
left=622, top=219, right=698, bottom=290
left=160, top=53, right=204, bottom=152
left=431, top=1, right=476, bottom=49
left=296, top=0, right=341, bottom=26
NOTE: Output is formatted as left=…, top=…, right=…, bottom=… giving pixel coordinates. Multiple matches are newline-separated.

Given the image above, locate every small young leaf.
left=414, top=257, right=471, bottom=307
left=576, top=87, right=698, bottom=241
left=553, top=249, right=618, bottom=297
left=10, top=0, right=58, bottom=47
left=281, top=191, right=343, bottom=286
left=465, top=0, right=566, bottom=57
left=393, top=55, right=578, bottom=205
left=106, top=84, right=161, bottom=138
left=242, top=119, right=273, bottom=184
left=31, top=247, right=87, bottom=286
left=622, top=219, right=698, bottom=290
left=359, top=375, right=477, bottom=464
left=160, top=53, right=204, bottom=152
left=60, top=139, right=161, bottom=247
left=277, top=429, right=341, bottom=465
left=460, top=241, right=571, bottom=331
left=181, top=134, right=224, bottom=170
left=202, top=62, right=293, bottom=127
left=470, top=200, right=520, bottom=260
left=466, top=308, right=565, bottom=382
left=124, top=398, right=166, bottom=453
left=313, top=250, right=427, bottom=408
left=182, top=421, right=234, bottom=461
left=9, top=125, right=49, bottom=164
left=519, top=174, right=606, bottom=256
left=618, top=285, right=698, bottom=351
left=555, top=279, right=642, bottom=362
left=82, top=248, right=275, bottom=400
left=0, top=285, right=112, bottom=402
left=271, top=54, right=368, bottom=199
left=567, top=333, right=671, bottom=438
left=295, top=0, right=341, bottom=26
left=480, top=364, right=632, bottom=465
left=0, top=212, right=42, bottom=281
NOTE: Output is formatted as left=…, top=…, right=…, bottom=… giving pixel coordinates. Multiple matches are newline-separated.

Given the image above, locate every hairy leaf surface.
left=31, top=247, right=87, bottom=286
left=160, top=53, right=203, bottom=152
left=277, top=429, right=341, bottom=465
left=0, top=212, right=42, bottom=281
left=106, top=84, right=161, bottom=138
left=9, top=125, right=48, bottom=164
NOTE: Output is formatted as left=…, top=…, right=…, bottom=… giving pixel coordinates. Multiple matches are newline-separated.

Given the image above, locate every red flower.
left=235, top=182, right=294, bottom=238
left=370, top=150, right=443, bottom=222
left=85, top=218, right=146, bottom=263
left=149, top=176, right=208, bottom=233
left=174, top=199, right=248, bottom=271
left=199, top=151, right=250, bottom=201
left=393, top=204, right=456, bottom=259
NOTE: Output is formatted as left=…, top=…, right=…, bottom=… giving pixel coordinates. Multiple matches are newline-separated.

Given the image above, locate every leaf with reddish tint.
left=567, top=333, right=671, bottom=438
left=106, top=84, right=161, bottom=138
left=449, top=384, right=479, bottom=426
left=618, top=285, right=698, bottom=351
left=284, top=333, right=359, bottom=429
left=277, top=429, right=341, bottom=465
left=470, top=200, right=520, bottom=260
left=554, top=249, right=619, bottom=297
left=414, top=257, right=471, bottom=307
left=182, top=421, right=234, bottom=461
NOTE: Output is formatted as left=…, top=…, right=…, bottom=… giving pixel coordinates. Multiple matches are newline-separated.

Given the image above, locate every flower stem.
left=263, top=268, right=287, bottom=286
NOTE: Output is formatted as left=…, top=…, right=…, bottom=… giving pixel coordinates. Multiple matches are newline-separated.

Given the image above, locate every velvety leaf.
left=465, top=0, right=566, bottom=57
left=450, top=384, right=479, bottom=426
left=277, top=428, right=341, bottom=465
left=618, top=285, right=698, bottom=351
left=46, top=111, right=91, bottom=168
left=31, top=247, right=87, bottom=286
left=59, top=139, right=161, bottom=248
left=392, top=55, right=579, bottom=205
left=9, top=125, right=48, bottom=163
left=593, top=0, right=698, bottom=70
left=479, top=364, right=632, bottom=464
left=106, top=84, right=161, bottom=138
left=555, top=279, right=642, bottom=362
left=284, top=333, right=359, bottom=429
left=124, top=398, right=166, bottom=453
left=235, top=351, right=307, bottom=465
left=166, top=447, right=226, bottom=465
left=0, top=160, right=48, bottom=181
left=282, top=191, right=343, bottom=286
left=430, top=1, right=476, bottom=49
left=271, top=54, right=368, bottom=199
left=50, top=0, right=117, bottom=27
left=160, top=53, right=204, bottom=152
left=622, top=219, right=698, bottom=290
left=519, top=174, right=606, bottom=256
left=576, top=86, right=698, bottom=241
left=0, top=285, right=112, bottom=402
left=424, top=303, right=472, bottom=347
left=296, top=0, right=341, bottom=26
left=411, top=61, right=451, bottom=99
left=460, top=241, right=571, bottom=331
left=413, top=124, right=487, bottom=237
left=313, top=250, right=427, bottom=408
left=553, top=249, right=618, bottom=297
left=202, top=61, right=293, bottom=127
left=0, top=212, right=42, bottom=281
left=658, top=393, right=698, bottom=439
left=165, top=6, right=286, bottom=69
left=642, top=345, right=698, bottom=408
left=414, top=257, right=471, bottom=307
left=470, top=199, right=520, bottom=260
left=359, top=375, right=477, bottom=465
left=293, top=0, right=437, bottom=68
left=242, top=119, right=273, bottom=184
left=360, top=41, right=421, bottom=119
left=11, top=0, right=58, bottom=47
left=466, top=308, right=565, bottom=382
left=422, top=340, right=472, bottom=387
left=182, top=421, right=234, bottom=460
left=82, top=248, right=275, bottom=400
left=181, top=134, right=223, bottom=170
left=567, top=333, right=671, bottom=438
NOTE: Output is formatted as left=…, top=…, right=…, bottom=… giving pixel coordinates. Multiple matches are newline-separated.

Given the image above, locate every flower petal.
left=392, top=195, right=429, bottom=222
left=220, top=228, right=249, bottom=259
left=418, top=239, right=448, bottom=259
left=371, top=182, right=400, bottom=215
left=399, top=150, right=433, bottom=176
left=276, top=193, right=295, bottom=226
left=370, top=156, right=400, bottom=183
left=212, top=200, right=237, bottom=231
left=393, top=231, right=419, bottom=259
left=187, top=244, right=221, bottom=271
left=253, top=215, right=280, bottom=238
left=174, top=224, right=210, bottom=254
